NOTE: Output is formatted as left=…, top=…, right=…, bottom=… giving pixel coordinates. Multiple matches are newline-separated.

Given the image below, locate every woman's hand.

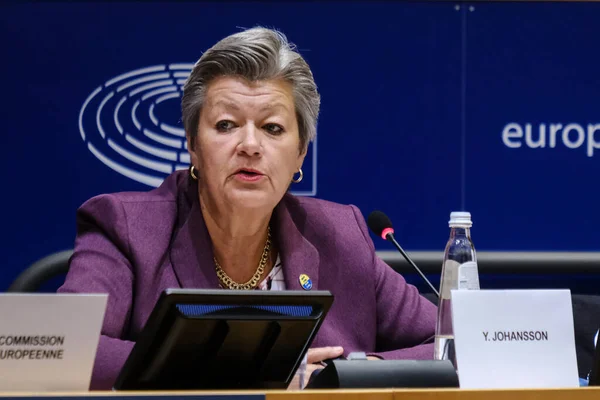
left=288, top=346, right=344, bottom=390
left=307, top=346, right=344, bottom=363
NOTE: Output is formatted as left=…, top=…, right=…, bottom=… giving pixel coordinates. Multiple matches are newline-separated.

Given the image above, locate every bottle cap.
left=449, top=211, right=472, bottom=228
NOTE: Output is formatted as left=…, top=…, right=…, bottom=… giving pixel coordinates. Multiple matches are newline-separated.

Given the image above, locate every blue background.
left=2, top=1, right=600, bottom=291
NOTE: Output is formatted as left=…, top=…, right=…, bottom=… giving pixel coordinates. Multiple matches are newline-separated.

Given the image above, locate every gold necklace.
left=214, top=226, right=271, bottom=290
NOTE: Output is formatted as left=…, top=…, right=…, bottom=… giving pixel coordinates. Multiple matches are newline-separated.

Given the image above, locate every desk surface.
left=0, top=388, right=599, bottom=400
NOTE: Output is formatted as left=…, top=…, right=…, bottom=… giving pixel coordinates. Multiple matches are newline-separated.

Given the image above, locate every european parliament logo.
left=78, top=65, right=317, bottom=195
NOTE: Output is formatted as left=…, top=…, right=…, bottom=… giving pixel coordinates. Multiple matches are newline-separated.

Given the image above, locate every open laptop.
left=114, top=289, right=333, bottom=390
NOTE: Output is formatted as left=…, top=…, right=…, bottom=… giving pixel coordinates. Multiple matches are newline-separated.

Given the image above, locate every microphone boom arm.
left=387, top=234, right=440, bottom=298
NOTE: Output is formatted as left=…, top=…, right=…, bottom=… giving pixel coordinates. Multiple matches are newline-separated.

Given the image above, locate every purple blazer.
left=58, top=170, right=437, bottom=390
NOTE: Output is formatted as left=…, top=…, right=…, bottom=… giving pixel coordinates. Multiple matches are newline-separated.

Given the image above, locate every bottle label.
left=458, top=261, right=480, bottom=290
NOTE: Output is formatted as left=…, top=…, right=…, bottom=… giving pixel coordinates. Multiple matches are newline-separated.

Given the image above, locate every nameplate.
left=451, top=289, right=579, bottom=389
left=0, top=294, right=107, bottom=391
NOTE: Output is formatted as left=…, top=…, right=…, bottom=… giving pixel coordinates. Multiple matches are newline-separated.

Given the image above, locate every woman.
left=58, top=27, right=437, bottom=390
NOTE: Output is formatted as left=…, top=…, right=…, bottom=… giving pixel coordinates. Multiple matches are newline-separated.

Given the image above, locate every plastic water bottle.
left=434, top=212, right=480, bottom=367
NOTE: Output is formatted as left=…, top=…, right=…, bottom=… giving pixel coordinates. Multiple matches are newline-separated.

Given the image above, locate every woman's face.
left=188, top=76, right=306, bottom=212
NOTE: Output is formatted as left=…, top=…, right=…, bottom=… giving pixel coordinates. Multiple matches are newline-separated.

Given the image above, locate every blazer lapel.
left=169, top=179, right=220, bottom=289
left=274, top=196, right=320, bottom=291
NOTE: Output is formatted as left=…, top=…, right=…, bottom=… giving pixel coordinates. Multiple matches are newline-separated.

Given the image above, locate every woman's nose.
left=237, top=124, right=261, bottom=156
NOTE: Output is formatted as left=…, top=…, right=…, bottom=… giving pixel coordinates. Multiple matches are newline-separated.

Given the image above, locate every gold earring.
left=292, top=168, right=303, bottom=183
left=189, top=165, right=198, bottom=180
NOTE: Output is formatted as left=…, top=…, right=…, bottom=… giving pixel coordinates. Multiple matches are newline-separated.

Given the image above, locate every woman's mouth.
left=234, top=169, right=265, bottom=182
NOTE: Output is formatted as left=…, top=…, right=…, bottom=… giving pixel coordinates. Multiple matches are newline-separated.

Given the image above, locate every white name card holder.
left=451, top=289, right=579, bottom=389
left=0, top=293, right=107, bottom=391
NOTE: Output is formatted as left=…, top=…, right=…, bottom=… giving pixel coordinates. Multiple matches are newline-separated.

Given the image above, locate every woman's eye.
left=215, top=120, right=235, bottom=132
left=264, top=123, right=284, bottom=135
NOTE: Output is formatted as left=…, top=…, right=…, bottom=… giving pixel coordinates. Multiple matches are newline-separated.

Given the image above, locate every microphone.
left=367, top=210, right=439, bottom=298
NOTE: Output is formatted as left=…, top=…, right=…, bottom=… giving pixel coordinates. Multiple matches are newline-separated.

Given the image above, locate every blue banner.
left=2, top=1, right=600, bottom=290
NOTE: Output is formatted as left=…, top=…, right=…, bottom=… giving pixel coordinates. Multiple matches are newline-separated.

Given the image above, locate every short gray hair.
left=181, top=27, right=320, bottom=152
